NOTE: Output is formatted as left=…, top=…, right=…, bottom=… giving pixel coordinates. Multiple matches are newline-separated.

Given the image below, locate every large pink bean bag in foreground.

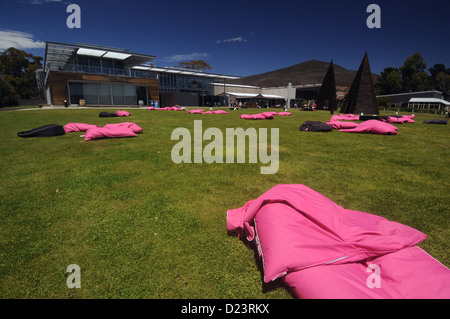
left=227, top=184, right=450, bottom=299
left=339, top=119, right=399, bottom=135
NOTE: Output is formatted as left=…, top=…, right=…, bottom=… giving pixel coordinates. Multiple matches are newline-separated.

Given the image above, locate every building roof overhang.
left=44, top=42, right=156, bottom=70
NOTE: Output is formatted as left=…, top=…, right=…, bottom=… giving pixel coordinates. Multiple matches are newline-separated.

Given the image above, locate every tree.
left=0, top=77, right=17, bottom=107
left=174, top=60, right=212, bottom=71
left=399, top=53, right=430, bottom=92
left=429, top=63, right=450, bottom=93
left=376, top=67, right=403, bottom=95
left=434, top=71, right=450, bottom=94
left=0, top=47, right=43, bottom=101
left=429, top=63, right=446, bottom=80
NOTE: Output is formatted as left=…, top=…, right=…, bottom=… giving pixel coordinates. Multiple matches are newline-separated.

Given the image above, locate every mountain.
left=230, top=60, right=379, bottom=88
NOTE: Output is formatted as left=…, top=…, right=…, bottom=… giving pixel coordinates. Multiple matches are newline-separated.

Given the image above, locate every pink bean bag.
left=250, top=114, right=267, bottom=120
left=277, top=112, right=292, bottom=116
left=103, top=122, right=143, bottom=134
left=385, top=116, right=415, bottom=124
left=240, top=113, right=270, bottom=120
left=331, top=114, right=360, bottom=121
left=227, top=184, right=450, bottom=299
left=203, top=110, right=228, bottom=114
left=189, top=109, right=205, bottom=114
left=339, top=120, right=399, bottom=135
left=284, top=245, right=449, bottom=299
left=147, top=107, right=156, bottom=110
left=326, top=120, right=359, bottom=129
left=64, top=123, right=101, bottom=133
left=115, top=110, right=131, bottom=117
left=260, top=112, right=274, bottom=119
left=84, top=126, right=137, bottom=141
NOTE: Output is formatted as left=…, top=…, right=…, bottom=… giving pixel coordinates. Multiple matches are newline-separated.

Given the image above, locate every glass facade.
left=50, top=54, right=156, bottom=79
left=99, top=84, right=112, bottom=105
left=69, top=82, right=148, bottom=106
left=68, top=83, right=84, bottom=104
left=158, top=73, right=214, bottom=95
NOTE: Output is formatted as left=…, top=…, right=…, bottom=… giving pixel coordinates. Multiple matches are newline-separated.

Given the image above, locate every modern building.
left=376, top=90, right=448, bottom=106
left=37, top=42, right=240, bottom=107
left=213, top=83, right=289, bottom=107
left=407, top=98, right=450, bottom=111
left=213, top=83, right=338, bottom=108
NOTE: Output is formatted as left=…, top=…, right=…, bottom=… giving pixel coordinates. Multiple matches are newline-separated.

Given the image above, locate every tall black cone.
left=316, top=60, right=337, bottom=114
left=341, top=53, right=379, bottom=115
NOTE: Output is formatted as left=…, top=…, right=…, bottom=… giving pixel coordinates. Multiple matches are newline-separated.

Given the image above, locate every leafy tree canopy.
left=377, top=53, right=449, bottom=95
left=173, top=60, right=212, bottom=71
left=0, top=47, right=43, bottom=102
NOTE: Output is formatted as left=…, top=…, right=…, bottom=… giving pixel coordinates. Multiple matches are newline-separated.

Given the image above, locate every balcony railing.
left=48, top=64, right=157, bottom=79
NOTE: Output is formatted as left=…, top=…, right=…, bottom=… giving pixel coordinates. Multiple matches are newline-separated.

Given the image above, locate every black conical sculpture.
left=316, top=60, right=337, bottom=114
left=341, top=53, right=379, bottom=115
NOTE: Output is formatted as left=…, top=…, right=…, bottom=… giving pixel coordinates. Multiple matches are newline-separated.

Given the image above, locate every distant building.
left=376, top=90, right=448, bottom=106
left=407, top=98, right=450, bottom=111
left=37, top=42, right=240, bottom=107
left=214, top=82, right=334, bottom=107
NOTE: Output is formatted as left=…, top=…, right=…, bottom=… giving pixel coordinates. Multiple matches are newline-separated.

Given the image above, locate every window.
left=68, top=82, right=84, bottom=105
left=102, top=59, right=114, bottom=75
left=124, top=85, right=137, bottom=105
left=69, top=82, right=147, bottom=106
left=99, top=84, right=112, bottom=105
left=85, top=83, right=99, bottom=105
left=136, top=86, right=147, bottom=104
left=112, top=85, right=124, bottom=105
left=77, top=56, right=89, bottom=66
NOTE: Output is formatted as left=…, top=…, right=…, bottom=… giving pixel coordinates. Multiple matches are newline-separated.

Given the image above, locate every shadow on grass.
left=240, top=237, right=296, bottom=299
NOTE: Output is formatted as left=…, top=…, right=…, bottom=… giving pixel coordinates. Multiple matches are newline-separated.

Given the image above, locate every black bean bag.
left=299, top=121, right=333, bottom=132
left=423, top=119, right=447, bottom=125
left=18, top=124, right=66, bottom=138
left=99, top=112, right=118, bottom=118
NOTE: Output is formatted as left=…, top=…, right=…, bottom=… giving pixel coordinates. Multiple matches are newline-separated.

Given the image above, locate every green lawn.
left=0, top=107, right=448, bottom=299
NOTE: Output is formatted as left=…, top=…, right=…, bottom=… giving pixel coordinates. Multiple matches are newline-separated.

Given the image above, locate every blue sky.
left=0, top=0, right=449, bottom=77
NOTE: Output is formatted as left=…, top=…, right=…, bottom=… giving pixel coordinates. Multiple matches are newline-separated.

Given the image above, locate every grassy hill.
left=230, top=59, right=379, bottom=88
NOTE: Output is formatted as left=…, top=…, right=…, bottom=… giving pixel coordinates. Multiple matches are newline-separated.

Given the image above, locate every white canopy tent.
left=408, top=98, right=450, bottom=111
